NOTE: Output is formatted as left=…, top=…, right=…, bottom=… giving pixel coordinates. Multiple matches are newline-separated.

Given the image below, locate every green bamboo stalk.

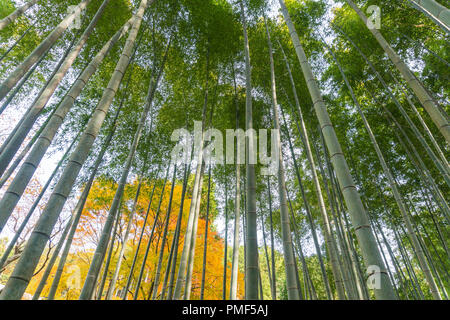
left=121, top=166, right=161, bottom=300
left=151, top=165, right=177, bottom=299
left=0, top=0, right=109, bottom=177
left=96, top=200, right=123, bottom=300
left=279, top=98, right=333, bottom=300
left=0, top=0, right=91, bottom=101
left=407, top=0, right=450, bottom=33
left=345, top=0, right=450, bottom=143
left=165, top=159, right=191, bottom=300
left=200, top=164, right=212, bottom=300
left=32, top=215, right=74, bottom=300
left=240, top=1, right=258, bottom=299
left=0, top=14, right=135, bottom=232
left=0, top=0, right=151, bottom=301
left=47, top=57, right=133, bottom=300
left=230, top=64, right=241, bottom=300
left=0, top=0, right=38, bottom=30
left=133, top=163, right=171, bottom=300
left=276, top=4, right=397, bottom=297
left=265, top=19, right=299, bottom=300
left=0, top=128, right=78, bottom=272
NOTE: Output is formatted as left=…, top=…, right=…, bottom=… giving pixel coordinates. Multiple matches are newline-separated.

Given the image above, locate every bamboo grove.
left=0, top=0, right=448, bottom=300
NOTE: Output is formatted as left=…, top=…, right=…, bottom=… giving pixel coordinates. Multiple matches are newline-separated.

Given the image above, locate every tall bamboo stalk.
left=345, top=0, right=450, bottom=143
left=31, top=215, right=74, bottom=300
left=229, top=65, right=241, bottom=300
left=323, top=38, right=442, bottom=299
left=151, top=165, right=177, bottom=299
left=166, top=159, right=191, bottom=300
left=0, top=0, right=38, bottom=31
left=265, top=20, right=299, bottom=300
left=266, top=178, right=278, bottom=300
left=46, top=57, right=135, bottom=299
left=239, top=1, right=258, bottom=300
left=0, top=0, right=109, bottom=177
left=184, top=162, right=205, bottom=299
left=408, top=0, right=450, bottom=33
left=278, top=39, right=344, bottom=300
left=96, top=200, right=123, bottom=300
left=278, top=0, right=396, bottom=300
left=200, top=164, right=212, bottom=300
left=80, top=27, right=168, bottom=300
left=121, top=167, right=161, bottom=299
left=106, top=177, right=144, bottom=300
left=222, top=182, right=228, bottom=300
left=173, top=46, right=210, bottom=300
left=0, top=127, right=79, bottom=272
left=0, top=14, right=135, bottom=232
left=0, top=0, right=152, bottom=301
left=0, top=0, right=91, bottom=101
left=133, top=163, right=171, bottom=300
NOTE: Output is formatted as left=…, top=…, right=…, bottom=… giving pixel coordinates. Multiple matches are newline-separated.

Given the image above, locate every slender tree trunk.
left=121, top=167, right=161, bottom=300
left=105, top=177, right=143, bottom=300
left=230, top=67, right=241, bottom=300
left=0, top=0, right=38, bottom=31
left=278, top=0, right=396, bottom=300
left=151, top=165, right=177, bottom=299
left=287, top=196, right=317, bottom=300
left=325, top=40, right=442, bottom=299
left=239, top=1, right=258, bottom=300
left=0, top=19, right=37, bottom=63
left=166, top=160, right=190, bottom=300
left=222, top=182, right=228, bottom=300
left=161, top=161, right=191, bottom=300
left=32, top=215, right=74, bottom=300
left=173, top=46, right=210, bottom=300
left=199, top=164, right=212, bottom=300
left=345, top=0, right=450, bottom=143
left=133, top=163, right=171, bottom=300
left=0, top=0, right=91, bottom=101
left=266, top=178, right=278, bottom=300
left=0, top=128, right=78, bottom=271
left=316, top=138, right=370, bottom=300
left=408, top=0, right=450, bottom=33
left=183, top=162, right=206, bottom=299
left=0, top=0, right=152, bottom=301
left=279, top=91, right=333, bottom=300
left=0, top=0, right=109, bottom=178
left=260, top=213, right=274, bottom=299
left=312, top=138, right=365, bottom=300
left=265, top=20, right=299, bottom=300
left=0, top=13, right=135, bottom=232
left=96, top=202, right=123, bottom=300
